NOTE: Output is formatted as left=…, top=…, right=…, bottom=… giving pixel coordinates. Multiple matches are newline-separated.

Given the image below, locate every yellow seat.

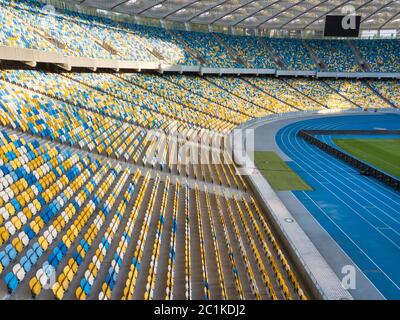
left=12, top=238, right=23, bottom=253
left=29, top=277, right=42, bottom=297
left=76, top=287, right=87, bottom=300
left=52, top=283, right=65, bottom=300
left=38, top=236, right=49, bottom=251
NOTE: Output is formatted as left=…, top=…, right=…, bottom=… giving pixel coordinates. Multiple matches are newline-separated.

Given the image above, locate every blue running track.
left=276, top=113, right=400, bottom=299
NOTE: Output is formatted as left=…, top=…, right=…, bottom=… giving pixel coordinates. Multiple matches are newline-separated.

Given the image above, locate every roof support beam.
left=361, top=0, right=395, bottom=23
left=77, top=0, right=399, bottom=32
left=232, top=0, right=281, bottom=27
left=162, top=0, right=199, bottom=19
left=278, top=0, right=330, bottom=29
left=136, top=0, right=167, bottom=15
left=110, top=1, right=129, bottom=10
left=112, top=0, right=167, bottom=14
left=301, top=0, right=376, bottom=30
left=301, top=0, right=353, bottom=30
left=185, top=0, right=231, bottom=23
left=255, top=0, right=308, bottom=28
left=210, top=0, right=255, bottom=25
left=379, top=10, right=400, bottom=29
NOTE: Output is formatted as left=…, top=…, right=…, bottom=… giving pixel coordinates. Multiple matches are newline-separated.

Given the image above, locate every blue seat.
left=60, top=243, right=67, bottom=255
left=73, top=252, right=83, bottom=266
left=5, top=272, right=19, bottom=293
left=80, top=278, right=91, bottom=295
left=56, top=250, right=63, bottom=262
left=0, top=252, right=11, bottom=268
left=28, top=250, right=38, bottom=264
left=33, top=243, right=43, bottom=257
left=80, top=240, right=89, bottom=252
left=132, top=257, right=140, bottom=270
left=105, top=274, right=115, bottom=290
left=21, top=256, right=32, bottom=273
left=0, top=252, right=10, bottom=268
left=6, top=245, right=17, bottom=260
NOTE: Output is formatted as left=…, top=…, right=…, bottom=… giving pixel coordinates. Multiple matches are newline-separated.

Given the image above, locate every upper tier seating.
left=10, top=0, right=114, bottom=59
left=307, top=40, right=360, bottom=72
left=66, top=11, right=156, bottom=62
left=172, top=30, right=244, bottom=68
left=354, top=39, right=400, bottom=72
left=0, top=1, right=398, bottom=303
left=124, top=23, right=198, bottom=65
left=218, top=34, right=276, bottom=69
left=0, top=0, right=398, bottom=72
left=266, top=39, right=316, bottom=71
left=0, top=0, right=58, bottom=52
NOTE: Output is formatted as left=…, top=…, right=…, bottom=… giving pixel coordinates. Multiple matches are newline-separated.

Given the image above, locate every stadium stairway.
left=204, top=77, right=279, bottom=114
left=1, top=156, right=117, bottom=298
left=130, top=178, right=166, bottom=299
left=364, top=82, right=398, bottom=109
left=259, top=40, right=284, bottom=69
left=240, top=78, right=301, bottom=112
left=171, top=181, right=188, bottom=299
left=161, top=75, right=255, bottom=119
left=113, top=74, right=238, bottom=127
left=212, top=33, right=246, bottom=67
left=77, top=175, right=145, bottom=300
left=40, top=167, right=130, bottom=299
left=347, top=40, right=369, bottom=71
left=167, top=30, right=207, bottom=65
left=0, top=126, right=309, bottom=300
left=301, top=40, right=324, bottom=70
left=280, top=78, right=329, bottom=110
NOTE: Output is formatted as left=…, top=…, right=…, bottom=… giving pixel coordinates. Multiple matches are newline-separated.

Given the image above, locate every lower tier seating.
left=0, top=131, right=308, bottom=299
left=367, top=80, right=400, bottom=108
left=323, top=79, right=392, bottom=109
left=0, top=68, right=396, bottom=301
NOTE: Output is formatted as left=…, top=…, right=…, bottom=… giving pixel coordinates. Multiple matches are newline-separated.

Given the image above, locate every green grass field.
left=254, top=151, right=312, bottom=191
left=334, top=138, right=400, bottom=178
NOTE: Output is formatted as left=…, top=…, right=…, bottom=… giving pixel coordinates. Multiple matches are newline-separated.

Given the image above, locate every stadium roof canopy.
left=65, top=0, right=400, bottom=30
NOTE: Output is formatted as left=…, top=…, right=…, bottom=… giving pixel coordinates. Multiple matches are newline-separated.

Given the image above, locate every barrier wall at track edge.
left=298, top=130, right=400, bottom=191
left=231, top=112, right=358, bottom=300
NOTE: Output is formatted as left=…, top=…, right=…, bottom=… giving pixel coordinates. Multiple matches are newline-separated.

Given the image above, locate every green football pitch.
left=253, top=151, right=312, bottom=191
left=333, top=138, right=400, bottom=179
